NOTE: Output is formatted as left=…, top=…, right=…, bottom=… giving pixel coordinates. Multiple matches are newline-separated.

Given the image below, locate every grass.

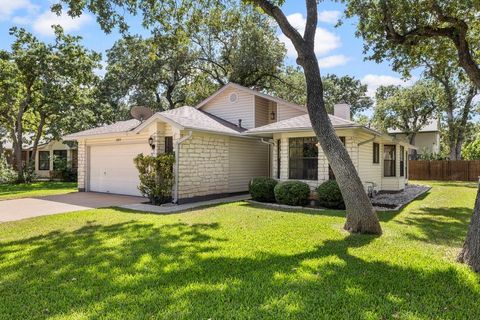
left=0, top=181, right=77, bottom=200
left=0, top=181, right=479, bottom=319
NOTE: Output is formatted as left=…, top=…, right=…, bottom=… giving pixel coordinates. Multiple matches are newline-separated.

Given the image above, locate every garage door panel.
left=89, top=143, right=150, bottom=196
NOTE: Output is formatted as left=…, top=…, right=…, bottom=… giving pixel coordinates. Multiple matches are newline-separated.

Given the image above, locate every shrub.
left=249, top=177, right=278, bottom=202
left=134, top=153, right=175, bottom=205
left=0, top=155, right=16, bottom=184
left=316, top=180, right=345, bottom=209
left=52, top=158, right=77, bottom=182
left=274, top=180, right=310, bottom=206
left=22, top=160, right=37, bottom=183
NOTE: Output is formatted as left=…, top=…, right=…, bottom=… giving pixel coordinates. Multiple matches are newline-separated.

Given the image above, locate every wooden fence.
left=409, top=160, right=480, bottom=181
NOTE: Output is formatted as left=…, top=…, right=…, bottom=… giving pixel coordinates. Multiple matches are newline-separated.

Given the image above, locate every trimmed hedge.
left=249, top=177, right=278, bottom=202
left=316, top=180, right=345, bottom=209
left=274, top=180, right=310, bottom=206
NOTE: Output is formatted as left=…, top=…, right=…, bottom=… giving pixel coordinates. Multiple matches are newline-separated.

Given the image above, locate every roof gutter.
left=173, top=131, right=193, bottom=204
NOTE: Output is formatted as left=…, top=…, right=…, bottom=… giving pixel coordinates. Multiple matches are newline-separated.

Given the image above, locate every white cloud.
left=278, top=12, right=341, bottom=58
left=318, top=10, right=341, bottom=24
left=361, top=74, right=414, bottom=98
left=32, top=10, right=92, bottom=36
left=318, top=54, right=350, bottom=68
left=0, top=0, right=38, bottom=21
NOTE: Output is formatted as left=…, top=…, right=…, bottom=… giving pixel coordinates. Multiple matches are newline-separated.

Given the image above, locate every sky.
left=0, top=0, right=417, bottom=99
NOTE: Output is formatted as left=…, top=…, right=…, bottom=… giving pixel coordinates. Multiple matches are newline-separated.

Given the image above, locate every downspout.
left=173, top=131, right=192, bottom=204
left=260, top=138, right=275, bottom=177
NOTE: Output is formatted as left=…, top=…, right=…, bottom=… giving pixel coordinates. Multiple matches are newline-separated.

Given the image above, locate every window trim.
left=39, top=151, right=50, bottom=171
left=276, top=139, right=281, bottom=179
left=288, top=137, right=318, bottom=181
left=383, top=144, right=396, bottom=177
left=373, top=142, right=380, bottom=164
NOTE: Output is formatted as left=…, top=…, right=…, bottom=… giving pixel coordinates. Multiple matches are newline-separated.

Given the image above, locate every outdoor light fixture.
left=270, top=111, right=276, bottom=120
left=148, top=136, right=155, bottom=150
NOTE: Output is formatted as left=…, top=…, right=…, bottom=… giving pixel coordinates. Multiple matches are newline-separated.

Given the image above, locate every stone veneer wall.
left=177, top=133, right=229, bottom=199
left=77, top=140, right=86, bottom=191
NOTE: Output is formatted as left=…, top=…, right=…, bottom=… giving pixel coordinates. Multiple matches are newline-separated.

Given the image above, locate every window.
left=39, top=151, right=50, bottom=170
left=165, top=136, right=173, bottom=153
left=400, top=146, right=405, bottom=177
left=276, top=139, right=281, bottom=179
left=329, top=137, right=345, bottom=180
left=373, top=143, right=380, bottom=164
left=384, top=145, right=396, bottom=177
left=53, top=150, right=67, bottom=170
left=405, top=150, right=408, bottom=179
left=289, top=137, right=318, bottom=180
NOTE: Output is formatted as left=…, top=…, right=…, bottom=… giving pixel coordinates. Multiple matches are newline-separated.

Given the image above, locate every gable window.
left=165, top=136, right=173, bottom=153
left=39, top=151, right=50, bottom=171
left=400, top=146, right=405, bottom=177
left=384, top=145, right=396, bottom=177
left=373, top=143, right=380, bottom=164
left=276, top=139, right=281, bottom=179
left=53, top=150, right=67, bottom=170
left=289, top=137, right=318, bottom=180
left=329, top=137, right=345, bottom=180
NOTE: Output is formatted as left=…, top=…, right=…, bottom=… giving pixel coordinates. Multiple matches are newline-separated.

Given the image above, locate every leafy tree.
left=271, top=67, right=372, bottom=115
left=462, top=139, right=480, bottom=160
left=58, top=0, right=382, bottom=234
left=0, top=27, right=100, bottom=181
left=343, top=0, right=480, bottom=89
left=423, top=61, right=478, bottom=160
left=373, top=81, right=440, bottom=145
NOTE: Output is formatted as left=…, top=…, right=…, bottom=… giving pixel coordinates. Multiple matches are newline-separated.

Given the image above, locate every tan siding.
left=255, top=96, right=270, bottom=127
left=357, top=132, right=382, bottom=192
left=277, top=102, right=307, bottom=121
left=228, top=137, right=269, bottom=193
left=201, top=87, right=254, bottom=129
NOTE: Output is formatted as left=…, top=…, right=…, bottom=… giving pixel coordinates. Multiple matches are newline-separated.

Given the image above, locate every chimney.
left=334, top=102, right=351, bottom=121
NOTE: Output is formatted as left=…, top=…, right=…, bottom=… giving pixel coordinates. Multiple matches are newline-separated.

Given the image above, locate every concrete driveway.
left=0, top=192, right=144, bottom=222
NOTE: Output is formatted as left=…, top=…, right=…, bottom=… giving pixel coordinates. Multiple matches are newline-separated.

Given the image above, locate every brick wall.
left=77, top=140, right=86, bottom=191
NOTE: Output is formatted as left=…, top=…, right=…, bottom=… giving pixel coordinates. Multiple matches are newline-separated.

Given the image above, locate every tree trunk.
left=458, top=179, right=480, bottom=271
left=30, top=113, right=46, bottom=170
left=252, top=0, right=381, bottom=234
left=14, top=108, right=24, bottom=182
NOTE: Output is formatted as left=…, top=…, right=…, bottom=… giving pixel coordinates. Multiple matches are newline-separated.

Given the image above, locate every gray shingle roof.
left=63, top=119, right=141, bottom=140
left=389, top=118, right=439, bottom=134
left=159, top=106, right=244, bottom=135
left=246, top=114, right=357, bottom=134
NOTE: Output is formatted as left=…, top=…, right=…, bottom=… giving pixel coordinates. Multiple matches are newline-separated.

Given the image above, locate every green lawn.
left=0, top=181, right=479, bottom=319
left=0, top=181, right=77, bottom=200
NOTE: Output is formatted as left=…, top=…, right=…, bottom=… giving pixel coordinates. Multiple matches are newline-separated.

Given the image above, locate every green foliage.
left=274, top=180, right=310, bottom=206
left=22, top=160, right=37, bottom=184
left=316, top=180, right=345, bottom=209
left=52, top=158, right=78, bottom=182
left=248, top=177, right=278, bottom=202
left=0, top=156, right=16, bottom=184
left=418, top=150, right=447, bottom=161
left=134, top=153, right=175, bottom=205
left=462, top=139, right=480, bottom=160
left=373, top=81, right=440, bottom=140
left=271, top=68, right=372, bottom=115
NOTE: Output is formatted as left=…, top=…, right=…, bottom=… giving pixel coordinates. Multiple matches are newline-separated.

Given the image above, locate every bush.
left=316, top=180, right=345, bottom=209
left=249, top=177, right=278, bottom=202
left=22, top=160, right=37, bottom=183
left=134, top=153, right=175, bottom=205
left=274, top=180, right=310, bottom=206
left=52, top=158, right=77, bottom=182
left=0, top=155, right=16, bottom=184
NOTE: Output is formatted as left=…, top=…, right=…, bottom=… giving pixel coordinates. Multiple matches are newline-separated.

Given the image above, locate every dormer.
left=196, top=83, right=307, bottom=130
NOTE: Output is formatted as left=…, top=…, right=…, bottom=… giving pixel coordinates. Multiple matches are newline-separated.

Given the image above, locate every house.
left=64, top=83, right=412, bottom=203
left=1, top=139, right=77, bottom=178
left=389, top=119, right=440, bottom=159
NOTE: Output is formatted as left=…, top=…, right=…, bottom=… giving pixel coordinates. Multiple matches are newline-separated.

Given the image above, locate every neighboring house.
left=1, top=140, right=77, bottom=178
left=64, top=83, right=412, bottom=203
left=389, top=119, right=440, bottom=159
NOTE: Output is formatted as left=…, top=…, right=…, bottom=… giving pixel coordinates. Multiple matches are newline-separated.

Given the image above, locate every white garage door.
left=89, top=143, right=151, bottom=196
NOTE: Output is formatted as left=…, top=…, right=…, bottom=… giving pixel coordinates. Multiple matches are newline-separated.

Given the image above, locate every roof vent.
left=238, top=119, right=242, bottom=128
left=229, top=93, right=238, bottom=103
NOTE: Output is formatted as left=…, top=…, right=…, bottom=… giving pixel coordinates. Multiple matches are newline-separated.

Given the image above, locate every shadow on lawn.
left=1, top=219, right=479, bottom=319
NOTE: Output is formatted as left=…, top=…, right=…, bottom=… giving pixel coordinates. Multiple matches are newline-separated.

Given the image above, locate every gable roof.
left=196, top=82, right=307, bottom=113
left=245, top=113, right=368, bottom=134
left=389, top=118, right=439, bottom=134
left=63, top=119, right=141, bottom=140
